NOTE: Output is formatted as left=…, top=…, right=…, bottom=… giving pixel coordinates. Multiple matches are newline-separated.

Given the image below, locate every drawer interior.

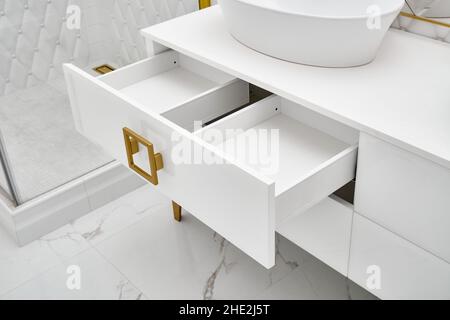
left=98, top=50, right=247, bottom=131
left=120, top=68, right=214, bottom=114
left=195, top=95, right=359, bottom=197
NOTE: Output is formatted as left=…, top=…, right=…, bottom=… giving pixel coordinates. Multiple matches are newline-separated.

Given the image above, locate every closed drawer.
left=355, top=133, right=450, bottom=263
left=64, top=50, right=358, bottom=268
left=349, top=213, right=450, bottom=300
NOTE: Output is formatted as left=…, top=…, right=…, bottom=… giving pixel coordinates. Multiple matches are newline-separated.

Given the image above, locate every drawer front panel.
left=275, top=145, right=357, bottom=225
left=355, top=133, right=450, bottom=263
left=64, top=63, right=276, bottom=268
left=349, top=213, right=450, bottom=300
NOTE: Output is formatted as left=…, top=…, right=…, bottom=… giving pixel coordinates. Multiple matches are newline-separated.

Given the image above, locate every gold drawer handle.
left=123, top=127, right=163, bottom=186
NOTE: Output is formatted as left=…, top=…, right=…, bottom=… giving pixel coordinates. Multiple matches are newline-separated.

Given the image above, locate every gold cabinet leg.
left=172, top=201, right=182, bottom=222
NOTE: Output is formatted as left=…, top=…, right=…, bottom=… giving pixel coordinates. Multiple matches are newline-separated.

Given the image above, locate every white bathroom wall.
left=396, top=0, right=450, bottom=42
left=0, top=0, right=201, bottom=95
left=99, top=0, right=199, bottom=67
left=0, top=0, right=109, bottom=95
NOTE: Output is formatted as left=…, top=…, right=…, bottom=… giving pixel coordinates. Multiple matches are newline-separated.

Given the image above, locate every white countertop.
left=142, top=6, right=450, bottom=169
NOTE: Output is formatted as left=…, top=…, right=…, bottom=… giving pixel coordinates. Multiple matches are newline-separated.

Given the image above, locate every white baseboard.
left=0, top=162, right=144, bottom=246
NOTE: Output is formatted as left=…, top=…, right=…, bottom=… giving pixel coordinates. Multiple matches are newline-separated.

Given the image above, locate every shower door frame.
left=0, top=133, right=19, bottom=206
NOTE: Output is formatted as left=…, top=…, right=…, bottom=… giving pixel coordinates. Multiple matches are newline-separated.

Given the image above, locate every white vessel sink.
left=219, top=0, right=405, bottom=67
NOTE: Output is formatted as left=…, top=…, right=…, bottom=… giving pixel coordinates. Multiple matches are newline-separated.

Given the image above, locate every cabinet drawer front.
left=355, top=133, right=450, bottom=263
left=349, top=213, right=450, bottom=300
left=64, top=62, right=276, bottom=268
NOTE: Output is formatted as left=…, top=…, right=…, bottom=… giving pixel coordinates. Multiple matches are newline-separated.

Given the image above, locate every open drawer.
left=195, top=95, right=358, bottom=226
left=64, top=50, right=358, bottom=268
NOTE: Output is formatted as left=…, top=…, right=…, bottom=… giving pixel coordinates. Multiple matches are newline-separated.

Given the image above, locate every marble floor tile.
left=71, top=186, right=167, bottom=245
left=94, top=206, right=224, bottom=300
left=0, top=223, right=89, bottom=296
left=1, top=186, right=375, bottom=300
left=38, top=224, right=91, bottom=261
left=95, top=204, right=314, bottom=300
left=1, top=249, right=144, bottom=300
left=207, top=235, right=312, bottom=300
left=296, top=257, right=352, bottom=300
left=254, top=268, right=318, bottom=300
left=255, top=256, right=378, bottom=300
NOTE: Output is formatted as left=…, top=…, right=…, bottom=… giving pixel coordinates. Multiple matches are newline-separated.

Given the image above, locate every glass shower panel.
left=0, top=130, right=17, bottom=205
left=0, top=161, right=9, bottom=194
left=0, top=0, right=199, bottom=205
left=0, top=0, right=115, bottom=204
left=0, top=81, right=113, bottom=204
left=0, top=155, right=12, bottom=200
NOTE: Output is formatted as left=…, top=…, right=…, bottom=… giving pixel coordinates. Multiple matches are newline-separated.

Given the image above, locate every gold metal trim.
left=123, top=127, right=163, bottom=186
left=93, top=64, right=116, bottom=75
left=199, top=0, right=211, bottom=10
left=400, top=11, right=450, bottom=29
left=172, top=201, right=182, bottom=222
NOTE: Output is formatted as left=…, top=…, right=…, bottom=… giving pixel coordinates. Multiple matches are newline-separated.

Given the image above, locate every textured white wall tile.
left=0, top=0, right=199, bottom=95
left=0, top=0, right=90, bottom=94
left=105, top=0, right=198, bottom=66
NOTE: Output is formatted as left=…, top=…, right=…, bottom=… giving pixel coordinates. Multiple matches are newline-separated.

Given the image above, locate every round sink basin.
left=219, top=0, right=405, bottom=67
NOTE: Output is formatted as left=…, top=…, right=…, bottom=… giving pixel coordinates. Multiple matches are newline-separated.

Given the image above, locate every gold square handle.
left=123, top=127, right=163, bottom=186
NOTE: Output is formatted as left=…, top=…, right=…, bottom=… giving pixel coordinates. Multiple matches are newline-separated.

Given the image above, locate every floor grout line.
left=0, top=190, right=164, bottom=299
left=0, top=242, right=92, bottom=299
left=89, top=244, right=146, bottom=300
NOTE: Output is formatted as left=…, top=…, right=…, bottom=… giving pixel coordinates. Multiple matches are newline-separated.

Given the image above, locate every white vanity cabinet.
left=64, top=50, right=357, bottom=269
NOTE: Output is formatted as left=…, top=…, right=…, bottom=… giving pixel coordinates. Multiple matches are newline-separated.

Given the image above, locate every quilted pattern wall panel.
left=105, top=0, right=199, bottom=67
left=0, top=0, right=202, bottom=96
left=0, top=0, right=96, bottom=95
